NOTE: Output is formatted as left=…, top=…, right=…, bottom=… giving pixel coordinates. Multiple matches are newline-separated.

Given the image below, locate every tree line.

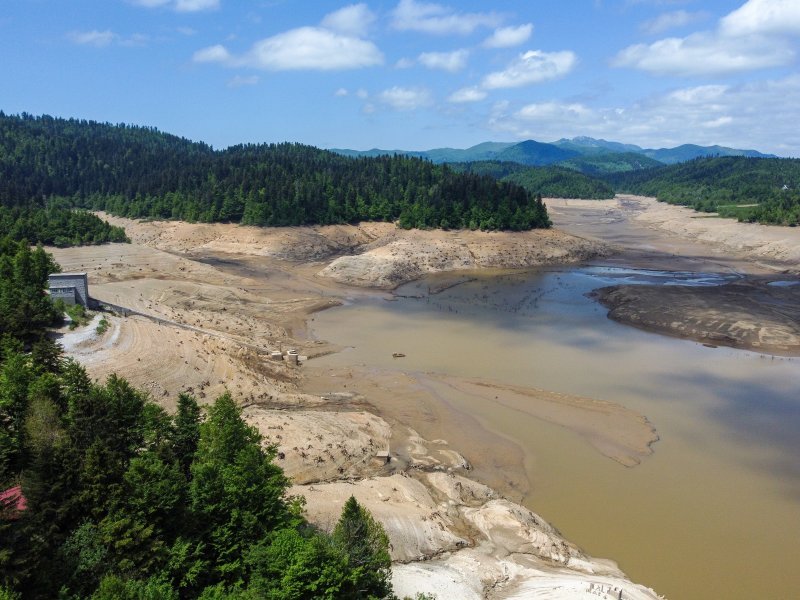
left=0, top=239, right=428, bottom=599
left=449, top=161, right=614, bottom=199
left=0, top=203, right=128, bottom=247
left=0, top=112, right=550, bottom=231
left=608, top=156, right=800, bottom=226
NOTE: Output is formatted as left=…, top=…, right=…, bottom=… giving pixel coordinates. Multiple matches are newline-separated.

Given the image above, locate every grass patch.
left=96, top=316, right=109, bottom=335
left=53, top=299, right=93, bottom=329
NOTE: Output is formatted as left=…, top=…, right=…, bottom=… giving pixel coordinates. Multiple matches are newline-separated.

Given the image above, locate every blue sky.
left=2, top=0, right=799, bottom=155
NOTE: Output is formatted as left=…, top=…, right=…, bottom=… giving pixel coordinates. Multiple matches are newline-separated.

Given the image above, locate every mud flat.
left=550, top=195, right=800, bottom=356
left=593, top=278, right=800, bottom=355
left=51, top=216, right=659, bottom=599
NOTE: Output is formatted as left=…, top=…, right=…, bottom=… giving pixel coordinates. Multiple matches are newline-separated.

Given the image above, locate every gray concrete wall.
left=49, top=287, right=77, bottom=305
left=49, top=273, right=89, bottom=306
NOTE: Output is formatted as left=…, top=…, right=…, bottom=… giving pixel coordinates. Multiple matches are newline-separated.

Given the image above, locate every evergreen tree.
left=332, top=496, right=392, bottom=599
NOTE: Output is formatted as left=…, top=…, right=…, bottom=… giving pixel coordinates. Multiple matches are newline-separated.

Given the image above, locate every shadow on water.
left=649, top=369, right=800, bottom=499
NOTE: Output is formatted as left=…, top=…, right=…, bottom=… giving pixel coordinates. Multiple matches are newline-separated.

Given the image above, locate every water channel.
left=308, top=266, right=800, bottom=600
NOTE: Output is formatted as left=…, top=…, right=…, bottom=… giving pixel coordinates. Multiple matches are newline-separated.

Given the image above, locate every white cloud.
left=703, top=116, right=733, bottom=128
left=175, top=0, right=219, bottom=11
left=667, top=84, right=728, bottom=103
left=613, top=32, right=793, bottom=76
left=334, top=88, right=349, bottom=97
left=244, top=27, right=383, bottom=70
left=194, top=7, right=384, bottom=73
left=321, top=3, right=376, bottom=36
left=378, top=86, right=433, bottom=110
left=196, top=28, right=383, bottom=71
left=67, top=30, right=117, bottom=47
left=448, top=86, right=487, bottom=103
left=193, top=44, right=232, bottom=64
left=482, top=24, right=533, bottom=48
left=356, top=88, right=369, bottom=99
left=482, top=50, right=577, bottom=89
left=67, top=30, right=148, bottom=48
left=617, top=0, right=799, bottom=77
left=418, top=49, right=469, bottom=72
left=640, top=10, right=706, bottom=35
left=391, top=0, right=501, bottom=35
left=130, top=0, right=218, bottom=11
left=516, top=102, right=593, bottom=122
left=486, top=75, right=800, bottom=156
left=395, top=57, right=414, bottom=68
left=720, top=0, right=800, bottom=36
left=227, top=75, right=259, bottom=88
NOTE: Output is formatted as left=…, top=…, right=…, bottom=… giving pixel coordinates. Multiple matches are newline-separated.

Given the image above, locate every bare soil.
left=50, top=216, right=660, bottom=599
left=551, top=196, right=800, bottom=355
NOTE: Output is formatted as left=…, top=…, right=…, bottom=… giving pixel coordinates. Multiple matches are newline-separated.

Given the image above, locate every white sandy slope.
left=318, top=228, right=609, bottom=289
left=295, top=470, right=661, bottom=600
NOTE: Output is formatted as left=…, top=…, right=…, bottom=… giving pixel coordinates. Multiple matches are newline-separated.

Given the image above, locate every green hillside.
left=450, top=162, right=613, bottom=199
left=610, top=156, right=800, bottom=225
left=493, top=140, right=578, bottom=166
left=558, top=152, right=663, bottom=176
left=642, top=144, right=775, bottom=164
left=0, top=113, right=549, bottom=231
left=552, top=137, right=644, bottom=155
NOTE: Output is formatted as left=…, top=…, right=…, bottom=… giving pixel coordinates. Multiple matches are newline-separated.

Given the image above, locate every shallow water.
left=310, top=267, right=800, bottom=600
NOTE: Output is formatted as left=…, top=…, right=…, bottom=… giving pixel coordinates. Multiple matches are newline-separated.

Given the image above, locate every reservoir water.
left=309, top=266, right=800, bottom=600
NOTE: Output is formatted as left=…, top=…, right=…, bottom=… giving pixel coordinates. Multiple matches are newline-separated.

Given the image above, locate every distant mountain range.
left=331, top=137, right=776, bottom=172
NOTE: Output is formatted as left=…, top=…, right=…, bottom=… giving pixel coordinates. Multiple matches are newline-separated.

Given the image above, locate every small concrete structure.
left=48, top=272, right=90, bottom=307
left=375, top=450, right=391, bottom=464
left=285, top=349, right=299, bottom=365
left=270, top=350, right=284, bottom=361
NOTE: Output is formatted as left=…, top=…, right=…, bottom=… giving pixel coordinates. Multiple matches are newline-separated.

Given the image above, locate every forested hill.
left=609, top=156, right=800, bottom=225
left=449, top=161, right=614, bottom=199
left=0, top=113, right=550, bottom=231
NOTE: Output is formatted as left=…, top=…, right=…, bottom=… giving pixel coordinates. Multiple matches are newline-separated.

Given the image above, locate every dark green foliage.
left=450, top=162, right=613, bottom=199
left=245, top=528, right=350, bottom=599
left=502, top=167, right=613, bottom=200
left=90, top=575, right=179, bottom=600
left=557, top=152, right=663, bottom=176
left=492, top=139, right=578, bottom=166
left=0, top=205, right=128, bottom=247
left=172, top=393, right=201, bottom=475
left=0, top=354, right=398, bottom=599
left=0, top=113, right=550, bottom=231
left=641, top=143, right=774, bottom=164
left=189, top=394, right=291, bottom=589
left=610, top=156, right=800, bottom=225
left=0, top=239, right=61, bottom=344
left=332, top=496, right=392, bottom=599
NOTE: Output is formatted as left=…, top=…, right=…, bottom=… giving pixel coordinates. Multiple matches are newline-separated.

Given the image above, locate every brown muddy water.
left=308, top=267, right=800, bottom=600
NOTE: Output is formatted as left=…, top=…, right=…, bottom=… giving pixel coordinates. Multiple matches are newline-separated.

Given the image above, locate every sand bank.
left=550, top=195, right=800, bottom=355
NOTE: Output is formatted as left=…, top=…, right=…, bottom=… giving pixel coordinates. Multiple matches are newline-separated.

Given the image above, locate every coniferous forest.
left=0, top=113, right=550, bottom=232
left=609, top=156, right=800, bottom=225
left=0, top=239, right=423, bottom=600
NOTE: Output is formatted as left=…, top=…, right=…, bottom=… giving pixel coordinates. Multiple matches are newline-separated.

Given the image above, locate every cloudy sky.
left=3, top=0, right=800, bottom=155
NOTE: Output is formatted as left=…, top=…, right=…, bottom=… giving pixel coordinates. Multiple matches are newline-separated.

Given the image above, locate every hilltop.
left=332, top=135, right=776, bottom=172
left=0, top=113, right=549, bottom=232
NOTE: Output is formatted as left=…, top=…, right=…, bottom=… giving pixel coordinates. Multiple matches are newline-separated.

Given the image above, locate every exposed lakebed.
left=309, top=265, right=800, bottom=600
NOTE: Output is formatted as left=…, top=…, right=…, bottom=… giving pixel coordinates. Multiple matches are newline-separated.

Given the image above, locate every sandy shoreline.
left=51, top=215, right=663, bottom=598
left=550, top=196, right=800, bottom=355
